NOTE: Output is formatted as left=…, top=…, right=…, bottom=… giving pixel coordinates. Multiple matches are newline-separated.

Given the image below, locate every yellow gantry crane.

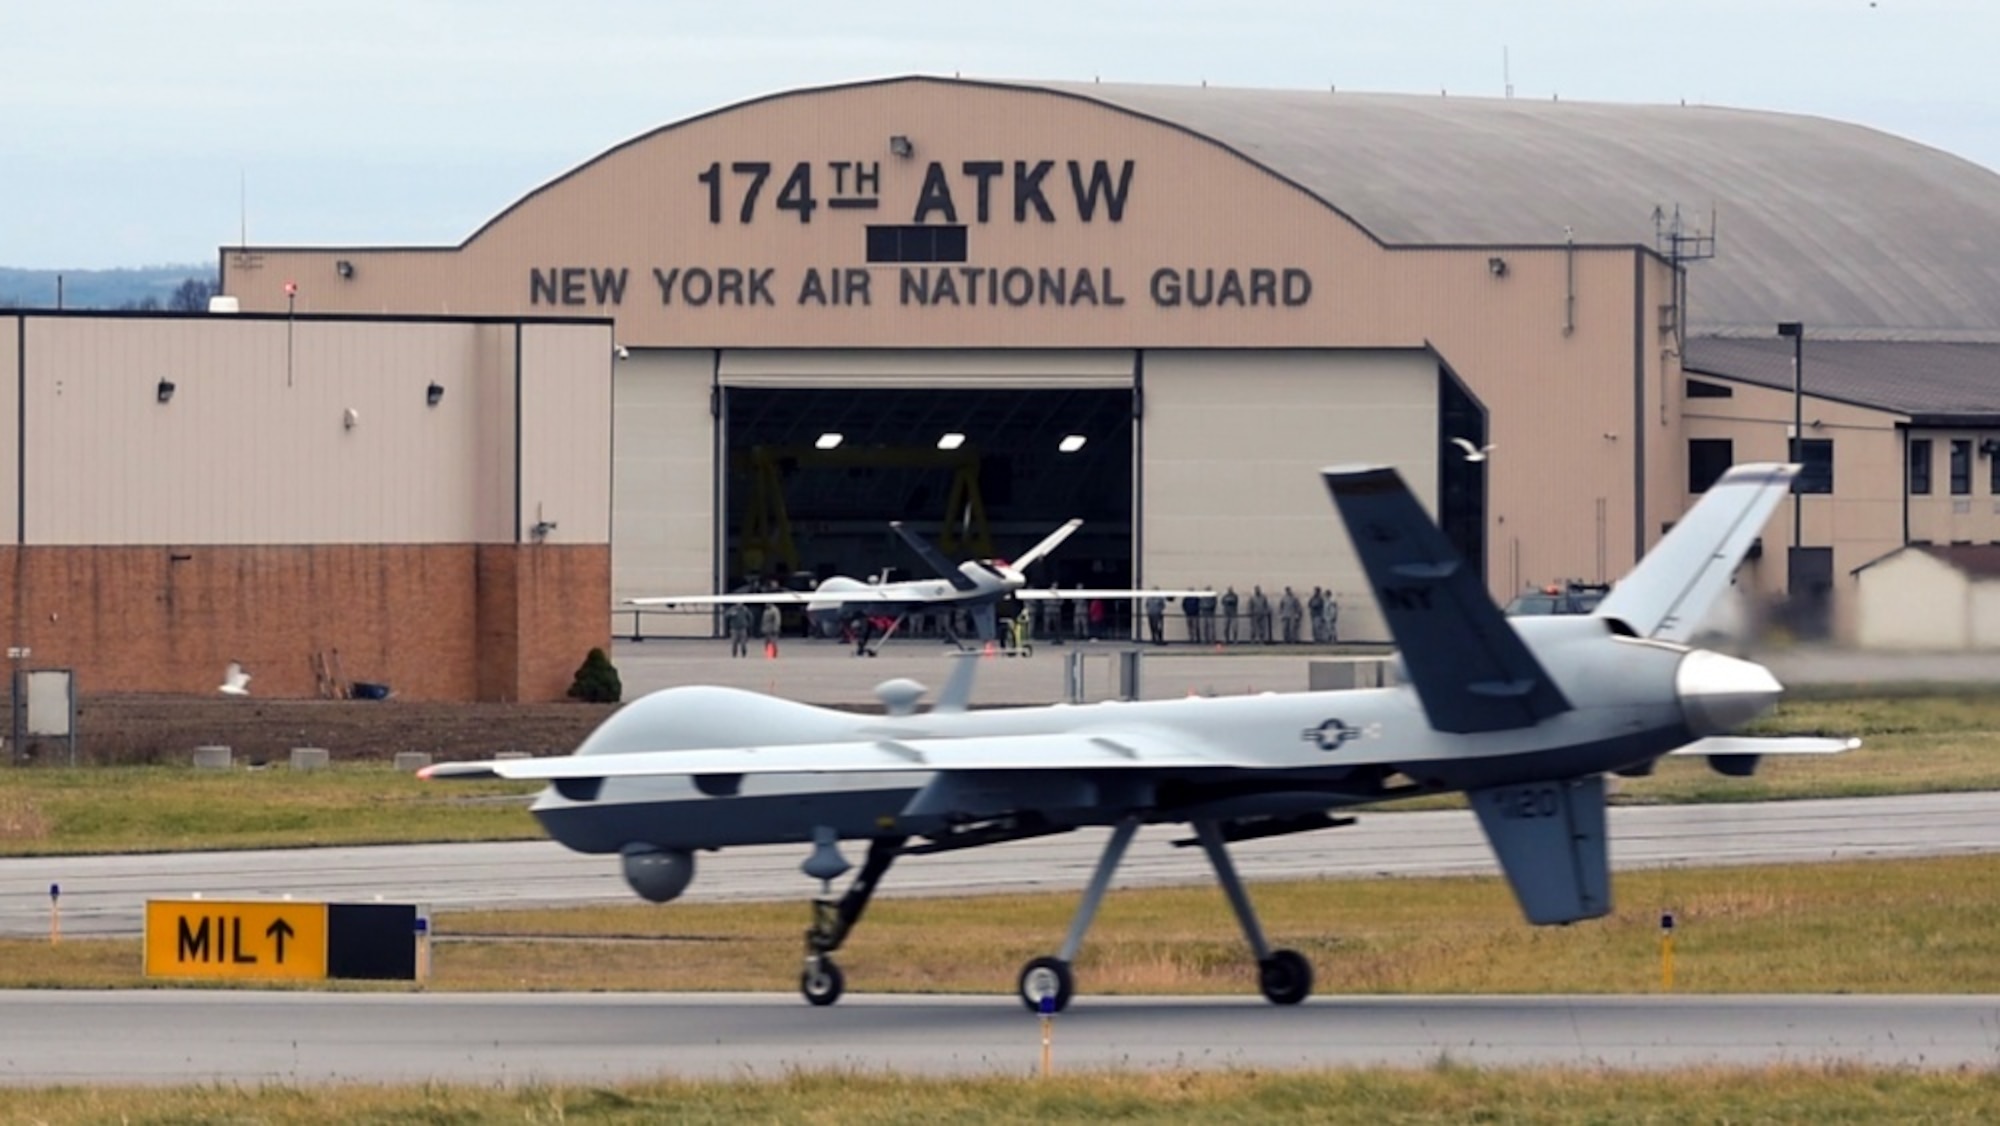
left=734, top=445, right=992, bottom=578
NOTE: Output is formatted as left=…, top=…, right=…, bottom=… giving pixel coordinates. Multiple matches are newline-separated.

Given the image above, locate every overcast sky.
left=3, top=0, right=1993, bottom=269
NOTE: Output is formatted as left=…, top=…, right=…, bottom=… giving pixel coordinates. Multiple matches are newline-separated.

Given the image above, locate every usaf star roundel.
left=1302, top=718, right=1363, bottom=752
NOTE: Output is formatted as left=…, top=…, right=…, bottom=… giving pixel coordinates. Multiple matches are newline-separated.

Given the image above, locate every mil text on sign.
left=143, top=900, right=329, bottom=981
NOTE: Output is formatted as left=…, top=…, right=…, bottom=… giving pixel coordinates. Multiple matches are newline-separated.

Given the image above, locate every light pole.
left=1776, top=321, right=1804, bottom=547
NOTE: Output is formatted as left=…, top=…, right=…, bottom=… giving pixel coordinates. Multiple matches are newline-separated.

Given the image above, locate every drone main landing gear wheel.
left=1017, top=956, right=1075, bottom=1013
left=1257, top=948, right=1313, bottom=1005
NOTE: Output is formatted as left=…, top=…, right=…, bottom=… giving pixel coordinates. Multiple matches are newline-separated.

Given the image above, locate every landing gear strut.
left=1014, top=818, right=1313, bottom=1012
left=799, top=835, right=904, bottom=1006
left=1014, top=818, right=1136, bottom=1012
left=1194, top=820, right=1314, bottom=1006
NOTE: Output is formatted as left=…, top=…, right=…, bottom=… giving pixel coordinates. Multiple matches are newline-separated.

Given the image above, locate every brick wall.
left=0, top=543, right=608, bottom=702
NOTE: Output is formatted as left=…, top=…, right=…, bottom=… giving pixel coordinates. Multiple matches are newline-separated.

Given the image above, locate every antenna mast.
left=1653, top=204, right=1718, bottom=352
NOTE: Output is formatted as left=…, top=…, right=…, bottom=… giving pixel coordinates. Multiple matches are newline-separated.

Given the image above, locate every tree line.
left=0, top=266, right=219, bottom=311
left=116, top=276, right=220, bottom=312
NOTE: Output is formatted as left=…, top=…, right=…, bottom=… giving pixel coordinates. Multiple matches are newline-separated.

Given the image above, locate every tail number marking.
left=1495, top=784, right=1560, bottom=820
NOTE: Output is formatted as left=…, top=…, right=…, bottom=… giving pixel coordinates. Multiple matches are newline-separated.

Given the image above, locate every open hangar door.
left=716, top=350, right=1135, bottom=627
left=1140, top=349, right=1444, bottom=643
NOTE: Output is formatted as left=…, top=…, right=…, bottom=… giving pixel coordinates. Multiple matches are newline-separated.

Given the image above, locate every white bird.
left=1450, top=437, right=1495, bottom=462
left=218, top=661, right=251, bottom=696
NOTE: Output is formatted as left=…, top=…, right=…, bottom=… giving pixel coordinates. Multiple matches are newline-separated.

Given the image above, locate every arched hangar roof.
left=455, top=76, right=2000, bottom=341
left=1021, top=79, right=2000, bottom=340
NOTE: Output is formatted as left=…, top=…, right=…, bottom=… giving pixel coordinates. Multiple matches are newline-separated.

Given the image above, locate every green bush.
left=567, top=647, right=623, bottom=703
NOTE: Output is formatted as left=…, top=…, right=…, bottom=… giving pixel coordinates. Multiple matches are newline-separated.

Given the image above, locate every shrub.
left=567, top=647, right=622, bottom=703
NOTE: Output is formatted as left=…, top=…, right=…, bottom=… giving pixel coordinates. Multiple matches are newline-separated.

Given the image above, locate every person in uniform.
left=1279, top=586, right=1303, bottom=644
left=726, top=602, right=750, bottom=658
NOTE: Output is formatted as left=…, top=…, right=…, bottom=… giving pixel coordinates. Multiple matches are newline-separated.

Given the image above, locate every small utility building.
left=0, top=311, right=612, bottom=701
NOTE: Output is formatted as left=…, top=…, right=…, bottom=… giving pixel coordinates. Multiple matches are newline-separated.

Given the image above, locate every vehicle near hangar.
left=1505, top=580, right=1612, bottom=617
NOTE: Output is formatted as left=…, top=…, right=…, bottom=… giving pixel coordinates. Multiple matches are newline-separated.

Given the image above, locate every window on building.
left=1952, top=439, right=1973, bottom=495
left=1688, top=438, right=1732, bottom=494
left=1685, top=379, right=1734, bottom=399
left=1990, top=441, right=2000, bottom=494
left=1796, top=438, right=1833, bottom=494
left=866, top=225, right=968, bottom=264
left=1910, top=438, right=1933, bottom=495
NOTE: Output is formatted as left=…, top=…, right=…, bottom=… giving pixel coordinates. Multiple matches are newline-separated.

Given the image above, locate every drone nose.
left=1675, top=649, right=1782, bottom=735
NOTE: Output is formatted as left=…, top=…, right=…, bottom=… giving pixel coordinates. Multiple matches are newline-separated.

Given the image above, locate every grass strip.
left=0, top=765, right=543, bottom=855
left=9, top=853, right=2000, bottom=995
left=2, top=1064, right=1999, bottom=1124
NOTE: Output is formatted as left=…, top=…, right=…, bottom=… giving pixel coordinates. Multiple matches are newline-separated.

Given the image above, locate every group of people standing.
left=723, top=601, right=783, bottom=657
left=715, top=582, right=1342, bottom=654
left=1142, top=584, right=1339, bottom=646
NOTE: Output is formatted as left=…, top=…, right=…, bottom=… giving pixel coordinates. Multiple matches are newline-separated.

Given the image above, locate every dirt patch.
left=6, top=695, right=614, bottom=767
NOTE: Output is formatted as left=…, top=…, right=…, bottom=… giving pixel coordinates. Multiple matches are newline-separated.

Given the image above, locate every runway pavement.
left=5, top=991, right=1999, bottom=1084
left=612, top=635, right=1346, bottom=706
left=7, top=791, right=2000, bottom=938
left=607, top=636, right=2000, bottom=707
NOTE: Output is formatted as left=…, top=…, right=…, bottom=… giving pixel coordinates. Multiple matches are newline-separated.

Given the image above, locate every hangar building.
left=209, top=77, right=2000, bottom=645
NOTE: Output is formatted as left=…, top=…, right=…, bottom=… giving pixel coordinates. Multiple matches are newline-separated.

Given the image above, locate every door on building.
left=1786, top=546, right=1834, bottom=640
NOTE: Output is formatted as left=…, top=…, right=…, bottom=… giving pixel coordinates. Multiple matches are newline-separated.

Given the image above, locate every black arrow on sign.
left=266, top=918, right=295, bottom=963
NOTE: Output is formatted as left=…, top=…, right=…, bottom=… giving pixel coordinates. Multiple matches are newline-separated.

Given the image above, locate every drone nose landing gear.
left=1014, top=818, right=1314, bottom=1012
left=798, top=835, right=904, bottom=1007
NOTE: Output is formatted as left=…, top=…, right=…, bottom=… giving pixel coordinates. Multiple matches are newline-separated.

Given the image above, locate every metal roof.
left=1026, top=80, right=2000, bottom=340
left=1854, top=543, right=2000, bottom=578
left=1683, top=335, right=2000, bottom=423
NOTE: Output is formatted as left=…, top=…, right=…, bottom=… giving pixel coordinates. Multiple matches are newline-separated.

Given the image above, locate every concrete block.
left=393, top=751, right=433, bottom=773
left=290, top=747, right=330, bottom=772
left=192, top=745, right=233, bottom=770
left=1307, top=657, right=1390, bottom=691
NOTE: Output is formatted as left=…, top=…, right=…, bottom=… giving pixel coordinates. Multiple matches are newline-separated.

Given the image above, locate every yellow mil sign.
left=144, top=900, right=328, bottom=981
